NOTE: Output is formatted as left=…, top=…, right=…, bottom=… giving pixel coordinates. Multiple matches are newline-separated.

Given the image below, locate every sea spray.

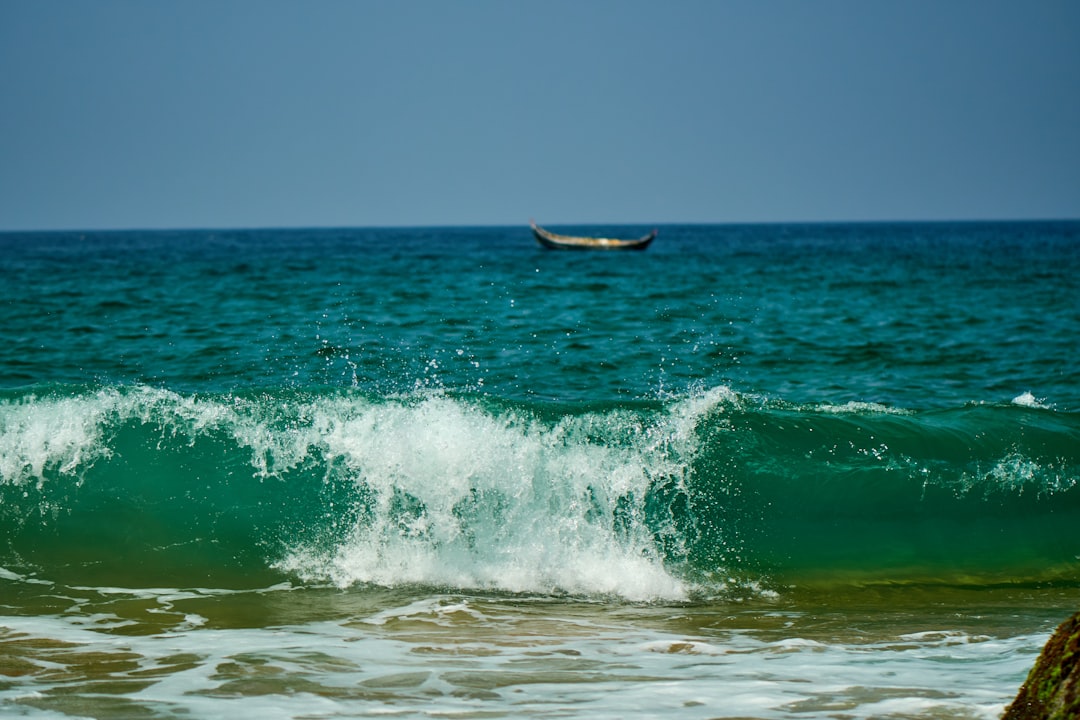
left=3, top=383, right=1078, bottom=594
left=277, top=387, right=739, bottom=600
left=1, top=384, right=726, bottom=597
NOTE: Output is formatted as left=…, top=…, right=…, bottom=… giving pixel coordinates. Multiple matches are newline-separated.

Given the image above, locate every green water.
left=1, top=222, right=1078, bottom=717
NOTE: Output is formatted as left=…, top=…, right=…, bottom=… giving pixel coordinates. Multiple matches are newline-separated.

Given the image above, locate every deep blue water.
left=4, top=222, right=1077, bottom=407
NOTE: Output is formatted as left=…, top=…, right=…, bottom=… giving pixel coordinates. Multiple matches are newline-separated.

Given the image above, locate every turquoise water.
left=1, top=222, right=1078, bottom=717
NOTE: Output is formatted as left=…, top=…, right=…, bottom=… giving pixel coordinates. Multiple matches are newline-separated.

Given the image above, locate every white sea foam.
left=0, top=592, right=1045, bottom=720
left=816, top=400, right=911, bottom=415
left=0, top=567, right=53, bottom=585
left=0, top=385, right=332, bottom=487
left=0, top=391, right=113, bottom=487
left=1012, top=391, right=1051, bottom=409
left=0, top=385, right=728, bottom=600
left=274, top=389, right=735, bottom=601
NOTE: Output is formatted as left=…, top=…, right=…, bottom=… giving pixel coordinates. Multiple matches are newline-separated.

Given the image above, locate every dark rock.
left=1003, top=612, right=1080, bottom=720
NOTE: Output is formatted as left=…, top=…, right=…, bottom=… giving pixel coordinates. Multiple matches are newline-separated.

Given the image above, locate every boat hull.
left=531, top=222, right=656, bottom=250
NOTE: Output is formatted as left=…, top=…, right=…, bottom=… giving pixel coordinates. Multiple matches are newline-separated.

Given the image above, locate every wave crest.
left=2, top=384, right=1078, bottom=593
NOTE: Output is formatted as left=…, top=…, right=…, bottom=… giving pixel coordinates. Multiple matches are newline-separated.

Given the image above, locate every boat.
left=530, top=221, right=656, bottom=250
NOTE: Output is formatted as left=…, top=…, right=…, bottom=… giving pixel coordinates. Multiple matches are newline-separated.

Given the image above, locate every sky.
left=1, top=1, right=1079, bottom=231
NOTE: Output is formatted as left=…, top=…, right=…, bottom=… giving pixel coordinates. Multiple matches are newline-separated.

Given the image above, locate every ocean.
left=1, top=221, right=1078, bottom=718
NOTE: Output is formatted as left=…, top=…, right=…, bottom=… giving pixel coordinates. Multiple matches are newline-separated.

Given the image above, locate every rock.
left=1002, top=612, right=1080, bottom=720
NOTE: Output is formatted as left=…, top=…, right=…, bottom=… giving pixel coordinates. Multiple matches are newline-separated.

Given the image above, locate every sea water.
left=1, top=222, right=1078, bottom=718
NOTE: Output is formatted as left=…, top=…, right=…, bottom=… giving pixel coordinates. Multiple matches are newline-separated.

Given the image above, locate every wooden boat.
left=530, top=221, right=656, bottom=251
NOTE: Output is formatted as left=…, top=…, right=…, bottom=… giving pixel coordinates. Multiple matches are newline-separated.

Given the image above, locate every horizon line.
left=3, top=216, right=1079, bottom=235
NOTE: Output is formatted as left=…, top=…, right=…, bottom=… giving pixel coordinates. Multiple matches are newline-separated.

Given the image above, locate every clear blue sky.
left=2, top=1, right=1078, bottom=230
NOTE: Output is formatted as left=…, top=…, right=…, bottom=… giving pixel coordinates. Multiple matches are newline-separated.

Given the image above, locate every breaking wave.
left=2, top=383, right=1078, bottom=598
